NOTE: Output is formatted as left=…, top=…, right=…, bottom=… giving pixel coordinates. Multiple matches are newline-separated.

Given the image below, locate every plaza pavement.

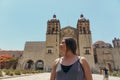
left=0, top=72, right=120, bottom=80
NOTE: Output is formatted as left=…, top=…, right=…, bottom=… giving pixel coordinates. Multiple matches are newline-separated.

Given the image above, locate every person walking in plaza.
left=50, top=37, right=93, bottom=80
left=103, top=67, right=109, bottom=80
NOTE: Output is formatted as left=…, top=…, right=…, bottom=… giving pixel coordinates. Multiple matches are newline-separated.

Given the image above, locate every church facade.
left=17, top=14, right=95, bottom=71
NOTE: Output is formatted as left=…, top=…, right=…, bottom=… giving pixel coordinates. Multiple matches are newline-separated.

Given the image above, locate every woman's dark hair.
left=64, top=37, right=77, bottom=55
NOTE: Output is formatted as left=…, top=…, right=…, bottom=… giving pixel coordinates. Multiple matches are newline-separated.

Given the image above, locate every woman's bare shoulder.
left=53, top=58, right=60, bottom=66
left=80, top=56, right=87, bottom=60
left=78, top=56, right=87, bottom=64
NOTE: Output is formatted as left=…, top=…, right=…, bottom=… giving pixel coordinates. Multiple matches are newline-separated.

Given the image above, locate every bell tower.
left=112, top=37, right=120, bottom=48
left=46, top=15, right=60, bottom=34
left=77, top=14, right=95, bottom=70
left=45, top=14, right=61, bottom=70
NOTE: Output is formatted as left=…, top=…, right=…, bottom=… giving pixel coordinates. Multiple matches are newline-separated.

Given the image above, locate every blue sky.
left=0, top=0, right=120, bottom=50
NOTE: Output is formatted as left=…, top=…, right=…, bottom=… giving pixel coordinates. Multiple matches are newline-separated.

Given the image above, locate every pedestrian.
left=50, top=37, right=93, bottom=80
left=103, top=67, right=109, bottom=80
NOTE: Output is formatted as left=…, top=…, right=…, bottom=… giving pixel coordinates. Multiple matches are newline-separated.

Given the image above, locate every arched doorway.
left=35, top=60, right=44, bottom=70
left=24, top=60, right=34, bottom=69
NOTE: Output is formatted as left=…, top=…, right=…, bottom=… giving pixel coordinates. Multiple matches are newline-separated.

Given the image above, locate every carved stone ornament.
left=61, top=28, right=74, bottom=37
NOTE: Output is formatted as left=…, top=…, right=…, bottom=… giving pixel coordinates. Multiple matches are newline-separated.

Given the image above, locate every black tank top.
left=61, top=64, right=73, bottom=73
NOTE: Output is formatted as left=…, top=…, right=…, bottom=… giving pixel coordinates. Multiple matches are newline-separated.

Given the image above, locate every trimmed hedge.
left=0, top=69, right=44, bottom=77
left=0, top=70, right=3, bottom=77
left=109, top=71, right=120, bottom=77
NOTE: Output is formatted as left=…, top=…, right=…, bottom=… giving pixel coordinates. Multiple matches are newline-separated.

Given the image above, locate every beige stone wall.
left=17, top=41, right=45, bottom=69
left=95, top=48, right=113, bottom=66
left=79, top=34, right=95, bottom=70
left=112, top=48, right=120, bottom=70
left=45, top=34, right=60, bottom=71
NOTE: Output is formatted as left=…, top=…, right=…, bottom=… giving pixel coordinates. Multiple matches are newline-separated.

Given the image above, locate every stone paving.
left=0, top=72, right=120, bottom=80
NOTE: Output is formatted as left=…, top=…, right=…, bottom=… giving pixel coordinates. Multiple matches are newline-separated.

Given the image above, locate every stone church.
left=17, top=14, right=95, bottom=71
left=93, top=38, right=120, bottom=72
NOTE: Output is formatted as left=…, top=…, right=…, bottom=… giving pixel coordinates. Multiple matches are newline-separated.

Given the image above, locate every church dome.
left=93, top=41, right=112, bottom=48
